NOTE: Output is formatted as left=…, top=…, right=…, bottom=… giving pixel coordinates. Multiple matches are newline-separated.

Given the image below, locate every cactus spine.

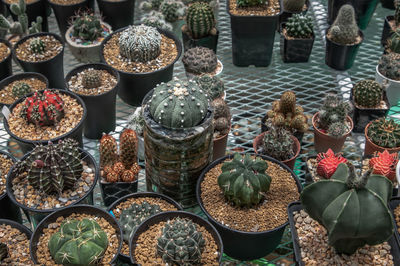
left=316, top=149, right=347, bottom=178
left=82, top=69, right=102, bottom=89
left=353, top=79, right=383, bottom=108
left=182, top=46, right=218, bottom=74
left=186, top=2, right=216, bottom=39
left=29, top=37, right=45, bottom=54
left=328, top=4, right=360, bottom=45
left=12, top=82, right=31, bottom=98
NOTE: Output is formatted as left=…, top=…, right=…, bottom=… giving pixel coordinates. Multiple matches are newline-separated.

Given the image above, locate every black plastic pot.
left=260, top=114, right=305, bottom=143
left=100, top=180, right=138, bottom=208
left=382, top=16, right=395, bottom=47
left=65, top=63, right=119, bottom=139
left=129, top=211, right=223, bottom=264
left=0, top=1, right=5, bottom=15
left=279, top=0, right=309, bottom=30
left=227, top=0, right=282, bottom=67
left=182, top=28, right=219, bottom=53
left=325, top=30, right=363, bottom=71
left=3, top=89, right=86, bottom=154
left=13, top=32, right=65, bottom=89
left=390, top=197, right=400, bottom=247
left=0, top=39, right=11, bottom=82
left=96, top=0, right=135, bottom=30
left=196, top=153, right=302, bottom=261
left=30, top=204, right=122, bottom=264
left=381, top=0, right=396, bottom=9
left=288, top=201, right=400, bottom=265
left=100, top=26, right=182, bottom=106
left=280, top=23, right=314, bottom=63
left=0, top=218, right=31, bottom=236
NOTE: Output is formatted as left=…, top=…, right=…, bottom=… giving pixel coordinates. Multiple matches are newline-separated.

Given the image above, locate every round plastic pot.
left=6, top=148, right=98, bottom=228
left=13, top=32, right=65, bottom=88
left=364, top=121, right=400, bottom=156
left=325, top=30, right=363, bottom=71
left=376, top=65, right=400, bottom=107
left=129, top=211, right=223, bottom=264
left=3, top=89, right=87, bottom=154
left=96, top=0, right=135, bottom=30
left=227, top=0, right=282, bottom=67
left=107, top=192, right=182, bottom=262
left=65, top=63, right=119, bottom=139
left=381, top=0, right=396, bottom=9
left=2, top=0, right=48, bottom=32
left=279, top=0, right=309, bottom=30
left=100, top=27, right=182, bottom=106
left=280, top=23, right=314, bottom=63
left=0, top=219, right=32, bottom=249
left=196, top=153, right=302, bottom=261
left=30, top=204, right=122, bottom=264
left=181, top=28, right=219, bottom=53
left=0, top=39, right=12, bottom=81
left=213, top=129, right=229, bottom=161
left=381, top=16, right=394, bottom=47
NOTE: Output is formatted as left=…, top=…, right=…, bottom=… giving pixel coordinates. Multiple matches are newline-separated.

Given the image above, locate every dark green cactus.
left=119, top=201, right=162, bottom=242
left=29, top=37, right=45, bottom=54
left=48, top=218, right=108, bottom=265
left=262, top=125, right=295, bottom=161
left=182, top=46, right=218, bottom=75
left=72, top=12, right=103, bottom=42
left=218, top=153, right=271, bottom=207
left=301, top=163, right=394, bottom=255
left=328, top=4, right=360, bottom=45
left=186, top=2, right=215, bottom=39
left=12, top=82, right=31, bottom=98
left=0, top=243, right=8, bottom=262
left=283, top=0, right=305, bottom=12
left=285, top=14, right=313, bottom=39
left=318, top=94, right=351, bottom=131
left=160, top=0, right=186, bottom=22
left=157, top=217, right=205, bottom=264
left=236, top=0, right=267, bottom=7
left=195, top=74, right=224, bottom=100
left=82, top=69, right=102, bottom=89
left=378, top=53, right=400, bottom=81
left=353, top=79, right=383, bottom=108
left=367, top=118, right=400, bottom=148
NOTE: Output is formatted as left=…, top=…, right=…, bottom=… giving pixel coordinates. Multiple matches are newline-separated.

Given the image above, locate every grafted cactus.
left=316, top=148, right=347, bottom=178
left=29, top=37, right=45, bottom=54
left=353, top=79, right=382, bottom=108
left=12, top=82, right=31, bottom=98
left=194, top=74, right=224, bottom=100
left=186, top=2, right=215, bottom=39
left=283, top=0, right=305, bottom=12
left=82, top=69, right=102, bottom=89
left=327, top=4, right=359, bottom=45
left=182, top=46, right=218, bottom=74
left=369, top=150, right=398, bottom=182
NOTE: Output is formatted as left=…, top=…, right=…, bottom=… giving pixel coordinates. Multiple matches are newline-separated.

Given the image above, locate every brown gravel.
left=15, top=35, right=63, bottom=62
left=35, top=213, right=120, bottom=265
left=67, top=68, right=117, bottom=96
left=47, top=0, right=85, bottom=4
left=0, top=223, right=33, bottom=265
left=395, top=205, right=400, bottom=234
left=229, top=0, right=280, bottom=16
left=103, top=33, right=178, bottom=73
left=0, top=78, right=47, bottom=105
left=200, top=159, right=300, bottom=232
left=7, top=93, right=84, bottom=141
left=133, top=218, right=220, bottom=265
left=11, top=162, right=95, bottom=210
left=306, top=158, right=324, bottom=182
left=0, top=42, right=10, bottom=62
left=294, top=210, right=394, bottom=265
left=0, top=154, right=14, bottom=196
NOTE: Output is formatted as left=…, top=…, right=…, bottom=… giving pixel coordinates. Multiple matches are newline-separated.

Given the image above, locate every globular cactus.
left=262, top=126, right=295, bottom=161
left=327, top=121, right=349, bottom=138
left=149, top=77, right=209, bottom=128
left=99, top=133, right=118, bottom=167
left=72, top=12, right=103, bottom=41
left=301, top=163, right=394, bottom=255
left=12, top=82, right=31, bottom=98
left=318, top=93, right=351, bottom=131
left=378, top=52, right=400, bottom=81
left=182, top=46, right=218, bottom=75
left=353, top=79, right=382, bottom=108
left=119, top=201, right=162, bottom=242
left=157, top=218, right=205, bottom=264
left=29, top=37, right=45, bottom=54
left=283, top=0, right=305, bottom=12
left=140, top=11, right=173, bottom=31
left=367, top=118, right=400, bottom=148
left=194, top=74, right=224, bottom=100
left=20, top=90, right=64, bottom=127
left=388, top=29, right=400, bottom=53
left=236, top=0, right=267, bottom=7
left=186, top=2, right=216, bottom=39
left=48, top=218, right=108, bottom=265
left=120, top=129, right=138, bottom=169
left=121, top=169, right=138, bottom=182
left=82, top=69, right=102, bottom=89
left=285, top=14, right=313, bottom=39
left=212, top=98, right=230, bottom=135
left=160, top=0, right=186, bottom=22
left=119, top=25, right=162, bottom=63
left=328, top=4, right=360, bottom=45
left=290, top=114, right=308, bottom=132
left=0, top=243, right=8, bottom=262
left=112, top=162, right=125, bottom=176
left=106, top=171, right=119, bottom=182
left=316, top=148, right=347, bottom=178
left=369, top=150, right=398, bottom=182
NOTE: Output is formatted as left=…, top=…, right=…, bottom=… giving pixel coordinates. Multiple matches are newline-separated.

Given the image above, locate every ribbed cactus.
left=262, top=126, right=295, bottom=161
left=236, top=0, right=267, bottom=7
left=283, top=0, right=305, bottom=12
left=367, top=118, right=400, bottom=148
left=285, top=14, right=313, bottom=39
left=301, top=163, right=394, bottom=255
left=120, top=129, right=138, bottom=168
left=119, top=25, right=162, bottom=63
left=99, top=133, right=118, bottom=167
left=140, top=11, right=173, bottom=31
left=316, top=149, right=347, bottom=179
left=119, top=201, right=162, bottom=242
left=29, top=37, right=45, bottom=54
left=218, top=153, right=271, bottom=207
left=182, top=46, right=218, bottom=74
left=0, top=243, right=7, bottom=262
left=378, top=53, right=400, bottom=81
left=72, top=12, right=102, bottom=42
left=12, top=82, right=31, bottom=98
left=157, top=218, right=205, bottom=265
left=328, top=4, right=359, bottom=45
left=160, top=0, right=186, bottom=22
left=353, top=79, right=382, bottom=108
left=82, top=69, right=102, bottom=89
left=318, top=94, right=351, bottom=131
left=48, top=218, right=108, bottom=265
left=186, top=2, right=215, bottom=39
left=369, top=150, right=398, bottom=182
left=149, top=77, right=209, bottom=128
left=194, top=74, right=224, bottom=100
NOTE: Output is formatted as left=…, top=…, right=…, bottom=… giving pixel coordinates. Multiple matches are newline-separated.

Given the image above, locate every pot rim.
left=376, top=64, right=400, bottom=84
left=312, top=112, right=354, bottom=138
left=65, top=21, right=112, bottom=48
left=2, top=0, right=40, bottom=6
left=0, top=150, right=16, bottom=201
left=47, top=0, right=88, bottom=7
left=226, top=0, right=283, bottom=18
left=280, top=22, right=315, bottom=40
left=325, top=29, right=364, bottom=47
left=0, top=38, right=12, bottom=64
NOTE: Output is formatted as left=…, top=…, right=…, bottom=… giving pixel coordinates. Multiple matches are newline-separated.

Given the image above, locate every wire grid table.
left=0, top=0, right=394, bottom=264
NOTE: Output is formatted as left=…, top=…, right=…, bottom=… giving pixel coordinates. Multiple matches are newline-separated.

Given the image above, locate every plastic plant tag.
left=2, top=106, right=10, bottom=121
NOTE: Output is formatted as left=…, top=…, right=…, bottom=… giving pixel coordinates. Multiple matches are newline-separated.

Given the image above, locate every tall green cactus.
left=353, top=79, right=382, bottom=108
left=300, top=163, right=394, bottom=255
left=328, top=4, right=359, bottom=45
left=186, top=2, right=215, bottom=39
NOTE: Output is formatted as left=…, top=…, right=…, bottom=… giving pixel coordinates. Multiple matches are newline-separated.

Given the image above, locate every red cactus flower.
left=369, top=150, right=398, bottom=182
left=316, top=149, right=347, bottom=179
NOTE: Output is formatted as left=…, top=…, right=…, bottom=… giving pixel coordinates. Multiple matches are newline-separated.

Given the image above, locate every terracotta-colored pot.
left=213, top=127, right=230, bottom=161
left=253, top=131, right=300, bottom=170
left=312, top=113, right=353, bottom=153
left=364, top=121, right=400, bottom=156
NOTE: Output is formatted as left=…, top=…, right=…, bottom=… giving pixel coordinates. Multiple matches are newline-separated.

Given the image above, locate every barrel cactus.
left=194, top=74, right=224, bottom=100
left=327, top=4, right=360, bottom=45
left=72, top=12, right=103, bottom=42
left=29, top=37, right=45, bottom=54
left=82, top=69, right=102, bottom=89
left=378, top=52, right=400, bottom=81
left=283, top=0, right=305, bottom=12
left=120, top=128, right=138, bottom=168
left=0, top=243, right=7, bottom=262
left=149, top=78, right=209, bottom=128
left=369, top=150, right=398, bottom=182
left=48, top=218, right=108, bottom=265
left=353, top=79, right=383, bottom=108
left=285, top=14, right=313, bottom=39
left=12, top=82, right=31, bottom=98
left=367, top=118, right=400, bottom=148
left=301, top=163, right=394, bottom=255
left=186, top=2, right=216, bottom=39
left=182, top=47, right=218, bottom=75
left=262, top=126, right=295, bottom=161
left=316, top=149, right=347, bottom=179
left=218, top=153, right=271, bottom=207
left=157, top=218, right=205, bottom=264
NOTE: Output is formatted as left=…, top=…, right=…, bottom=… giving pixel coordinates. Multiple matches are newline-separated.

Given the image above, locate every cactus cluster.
left=285, top=14, right=313, bottom=39
left=11, top=82, right=31, bottom=98
left=327, top=4, right=360, bottom=45
left=353, top=79, right=383, bottom=108
left=29, top=37, right=45, bottom=54
left=82, top=69, right=102, bottom=89
left=236, top=0, right=267, bottom=8
left=212, top=98, right=230, bottom=136
left=160, top=0, right=186, bottom=22
left=149, top=77, right=209, bottom=128
left=157, top=218, right=205, bottom=264
left=194, top=74, right=224, bottom=100
left=119, top=25, right=162, bottom=63
left=378, top=52, right=400, bottom=81
left=367, top=118, right=400, bottom=148
left=48, top=218, right=108, bottom=265
left=0, top=243, right=7, bottom=262
left=316, top=149, right=347, bottom=179
left=283, top=0, right=305, bottom=12
left=262, top=125, right=295, bottom=161
left=369, top=150, right=398, bottom=182
left=182, top=46, right=218, bottom=75
left=71, top=12, right=103, bottom=42
left=20, top=90, right=64, bottom=127
left=140, top=11, right=173, bottom=31
left=119, top=201, right=162, bottom=242
left=185, top=2, right=216, bottom=39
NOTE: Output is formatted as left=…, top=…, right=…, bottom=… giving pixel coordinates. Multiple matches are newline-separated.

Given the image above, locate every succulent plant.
left=29, top=37, right=45, bottom=54
left=160, top=0, right=186, bottom=22
left=316, top=149, right=347, bottom=178
left=327, top=4, right=360, bottom=45
left=212, top=98, right=230, bottom=135
left=20, top=90, right=64, bottom=127
left=127, top=108, right=145, bottom=137
left=182, top=47, right=218, bottom=75
left=119, top=25, right=162, bottom=63
left=12, top=82, right=31, bottom=98
left=0, top=243, right=8, bottom=262
left=48, top=218, right=108, bottom=265
left=388, top=28, right=400, bottom=53
left=186, top=2, right=215, bottom=39
left=318, top=93, right=351, bottom=134
left=106, top=170, right=119, bottom=182
left=378, top=52, right=400, bottom=81
left=140, top=11, right=173, bottom=31
left=262, top=126, right=295, bottom=161
left=120, top=129, right=138, bottom=168
left=218, top=153, right=271, bottom=207
left=279, top=90, right=296, bottom=114
left=99, top=133, right=118, bottom=167
left=121, top=168, right=138, bottom=182
left=149, top=77, right=209, bottom=128
left=367, top=118, right=400, bottom=148
left=112, top=161, right=125, bottom=176
left=72, top=11, right=103, bottom=41
left=157, top=218, right=205, bottom=264
left=283, top=0, right=305, bottom=12
left=353, top=79, right=383, bottom=108
left=301, top=163, right=394, bottom=255
left=327, top=121, right=349, bottom=138
left=236, top=0, right=267, bottom=7
left=369, top=150, right=398, bottom=182
left=139, top=0, right=164, bottom=11
left=82, top=69, right=102, bottom=89
left=285, top=14, right=313, bottom=39
left=119, top=201, right=162, bottom=242
left=194, top=74, right=224, bottom=100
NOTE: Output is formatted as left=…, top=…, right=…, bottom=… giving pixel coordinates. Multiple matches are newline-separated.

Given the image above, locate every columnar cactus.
left=29, top=37, right=45, bottom=54
left=194, top=74, right=224, bottom=100
left=20, top=90, right=65, bottom=127
left=160, top=0, right=186, bottom=22
left=318, top=93, right=351, bottom=136
left=0, top=243, right=7, bottom=262
left=301, top=163, right=394, bottom=255
left=182, top=47, right=218, bottom=75
left=12, top=82, right=31, bottom=98
left=72, top=12, right=103, bottom=42
left=149, top=78, right=209, bottom=128
left=285, top=14, right=313, bottom=39
left=48, top=218, right=108, bottom=265
left=236, top=0, right=267, bottom=7
left=186, top=2, right=216, bottom=39
left=157, top=218, right=205, bottom=264
left=120, top=129, right=138, bottom=168
left=262, top=126, right=295, bottom=161
left=99, top=133, right=118, bottom=167
left=218, top=153, right=271, bottom=207
left=316, top=149, right=347, bottom=178
left=367, top=118, right=400, bottom=148
left=121, top=168, right=138, bottom=182
left=369, top=150, right=398, bottom=182
left=119, top=25, right=162, bottom=63
left=353, top=79, right=383, bottom=108
left=283, top=0, right=305, bottom=12
left=378, top=53, right=400, bottom=81
left=279, top=90, right=296, bottom=114
left=82, top=69, right=102, bottom=89
left=328, top=4, right=360, bottom=45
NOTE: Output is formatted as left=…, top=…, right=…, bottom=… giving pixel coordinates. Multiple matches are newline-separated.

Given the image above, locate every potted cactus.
left=211, top=97, right=231, bottom=160
left=305, top=148, right=347, bottom=183
left=279, top=0, right=309, bottom=26
left=0, top=219, right=32, bottom=264
left=181, top=2, right=218, bottom=53
left=376, top=53, right=400, bottom=107
left=280, top=14, right=314, bottom=63
left=0, top=39, right=11, bottom=81
left=325, top=4, right=363, bottom=71
left=2, top=0, right=47, bottom=31
left=182, top=46, right=222, bottom=80
left=385, top=28, right=400, bottom=54
left=96, top=0, right=135, bottom=30
left=364, top=118, right=400, bottom=156
left=369, top=150, right=399, bottom=184
left=140, top=10, right=173, bottom=31
left=382, top=2, right=400, bottom=46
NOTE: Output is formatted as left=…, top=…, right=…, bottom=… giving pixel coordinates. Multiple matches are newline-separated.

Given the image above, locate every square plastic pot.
left=280, top=23, right=314, bottom=63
